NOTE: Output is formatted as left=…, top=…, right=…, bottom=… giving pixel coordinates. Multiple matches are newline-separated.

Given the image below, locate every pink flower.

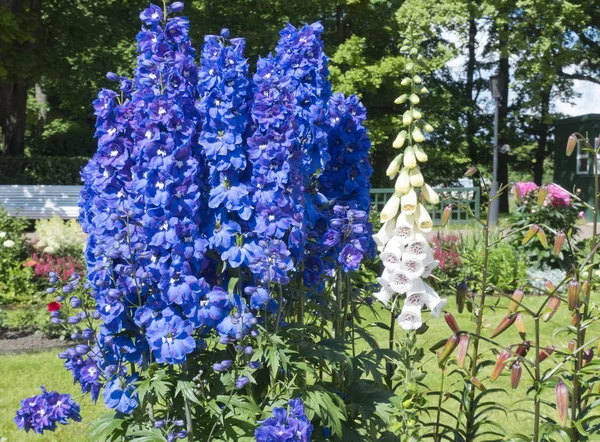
left=579, top=211, right=585, bottom=219
left=514, top=182, right=538, bottom=201
left=546, top=184, right=570, bottom=208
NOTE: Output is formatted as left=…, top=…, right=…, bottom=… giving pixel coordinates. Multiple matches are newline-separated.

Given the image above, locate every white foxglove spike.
left=401, top=256, right=425, bottom=279
left=385, top=269, right=412, bottom=294
left=401, top=189, right=418, bottom=214
left=373, top=219, right=395, bottom=250
left=405, top=234, right=428, bottom=260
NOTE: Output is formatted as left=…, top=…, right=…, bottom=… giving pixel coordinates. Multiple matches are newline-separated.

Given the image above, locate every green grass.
left=0, top=295, right=595, bottom=441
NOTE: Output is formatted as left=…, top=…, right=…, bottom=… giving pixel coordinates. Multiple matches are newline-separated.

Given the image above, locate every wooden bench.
left=0, top=185, right=82, bottom=219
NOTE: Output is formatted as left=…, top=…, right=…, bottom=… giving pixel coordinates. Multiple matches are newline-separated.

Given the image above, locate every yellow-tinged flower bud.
left=515, top=313, right=526, bottom=338
left=441, top=204, right=452, bottom=227
left=414, top=145, right=428, bottom=162
left=490, top=314, right=516, bottom=338
left=464, top=166, right=478, bottom=177
left=568, top=278, right=580, bottom=311
left=511, top=361, right=522, bottom=389
left=393, top=130, right=407, bottom=148
left=423, top=123, right=434, bottom=133
left=386, top=154, right=403, bottom=178
left=422, top=184, right=440, bottom=204
left=409, top=93, right=420, bottom=104
left=403, top=111, right=413, bottom=126
left=513, top=185, right=522, bottom=204
left=373, top=219, right=395, bottom=249
left=420, top=87, right=429, bottom=94
left=537, top=185, right=548, bottom=207
left=437, top=334, right=459, bottom=365
left=413, top=75, right=422, bottom=84
left=508, top=288, right=524, bottom=314
left=412, top=126, right=425, bottom=143
left=416, top=203, right=433, bottom=232
left=409, top=167, right=424, bottom=187
left=403, top=146, right=417, bottom=168
left=401, top=189, right=418, bottom=215
left=457, top=334, right=469, bottom=368
left=566, top=134, right=577, bottom=156
left=555, top=380, right=569, bottom=426
left=490, top=349, right=511, bottom=381
left=380, top=194, right=401, bottom=223
left=471, top=377, right=486, bottom=392
left=537, top=227, right=548, bottom=249
left=522, top=224, right=539, bottom=246
left=395, top=168, right=411, bottom=194
left=554, top=231, right=566, bottom=256
left=544, top=278, right=555, bottom=292
left=412, top=109, right=422, bottom=120
left=582, top=280, right=590, bottom=298
left=543, top=296, right=560, bottom=322
left=394, top=94, right=408, bottom=104
left=401, top=77, right=411, bottom=86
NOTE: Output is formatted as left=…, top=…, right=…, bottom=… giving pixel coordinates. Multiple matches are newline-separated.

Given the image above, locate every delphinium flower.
left=372, top=46, right=445, bottom=330
left=15, top=387, right=81, bottom=434
left=254, top=398, right=314, bottom=442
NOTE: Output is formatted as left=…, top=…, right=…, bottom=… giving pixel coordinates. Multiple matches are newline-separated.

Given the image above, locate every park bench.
left=0, top=185, right=82, bottom=219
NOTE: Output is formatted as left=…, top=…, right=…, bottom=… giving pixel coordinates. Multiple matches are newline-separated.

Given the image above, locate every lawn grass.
left=0, top=294, right=595, bottom=441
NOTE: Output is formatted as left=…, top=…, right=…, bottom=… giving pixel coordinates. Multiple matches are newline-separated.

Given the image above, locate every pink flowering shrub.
left=23, top=253, right=83, bottom=281
left=430, top=234, right=463, bottom=271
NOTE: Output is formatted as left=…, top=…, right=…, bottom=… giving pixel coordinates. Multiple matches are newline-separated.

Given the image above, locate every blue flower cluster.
left=255, top=398, right=314, bottom=442
left=15, top=387, right=81, bottom=434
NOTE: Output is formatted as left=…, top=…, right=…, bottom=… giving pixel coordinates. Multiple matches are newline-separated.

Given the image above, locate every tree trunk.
left=466, top=13, right=477, bottom=163
left=533, top=90, right=550, bottom=185
left=497, top=33, right=510, bottom=213
left=0, top=82, right=28, bottom=156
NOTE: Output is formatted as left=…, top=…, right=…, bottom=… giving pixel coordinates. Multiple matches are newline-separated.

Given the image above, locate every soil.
left=0, top=327, right=71, bottom=355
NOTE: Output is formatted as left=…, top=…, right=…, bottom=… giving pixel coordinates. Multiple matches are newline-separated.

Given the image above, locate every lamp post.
left=489, top=74, right=503, bottom=226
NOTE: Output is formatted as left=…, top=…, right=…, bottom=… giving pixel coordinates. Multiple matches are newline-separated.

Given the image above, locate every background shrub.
left=0, top=156, right=88, bottom=185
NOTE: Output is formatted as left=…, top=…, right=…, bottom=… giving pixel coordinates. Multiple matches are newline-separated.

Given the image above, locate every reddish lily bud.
left=515, top=313, right=527, bottom=339
left=471, top=377, right=486, bottom=392
left=444, top=312, right=460, bottom=333
left=543, top=297, right=560, bottom=322
left=536, top=227, right=548, bottom=249
left=568, top=279, right=580, bottom=311
left=537, top=185, right=548, bottom=207
left=437, top=334, right=459, bottom=365
left=490, top=314, right=516, bottom=338
left=555, top=380, right=569, bottom=426
left=513, top=186, right=522, bottom=204
left=441, top=204, right=452, bottom=227
left=508, top=288, right=524, bottom=313
left=582, top=280, right=591, bottom=299
left=544, top=278, right=555, bottom=292
left=522, top=224, right=539, bottom=246
left=572, top=312, right=580, bottom=327
left=490, top=349, right=511, bottom=382
left=539, top=345, right=555, bottom=363
left=568, top=340, right=575, bottom=353
left=457, top=334, right=469, bottom=368
left=515, top=341, right=530, bottom=358
left=583, top=349, right=594, bottom=367
left=456, top=281, right=467, bottom=313
left=554, top=231, right=566, bottom=256
left=566, top=134, right=577, bottom=156
left=511, top=361, right=522, bottom=389
left=464, top=166, right=478, bottom=177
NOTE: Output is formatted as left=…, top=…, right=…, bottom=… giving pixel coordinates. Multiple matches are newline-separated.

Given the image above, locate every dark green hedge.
left=0, top=156, right=89, bottom=185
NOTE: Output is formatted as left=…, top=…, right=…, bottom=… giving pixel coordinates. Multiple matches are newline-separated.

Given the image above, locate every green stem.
left=182, top=363, right=195, bottom=442
left=533, top=316, right=541, bottom=442
left=433, top=369, right=445, bottom=442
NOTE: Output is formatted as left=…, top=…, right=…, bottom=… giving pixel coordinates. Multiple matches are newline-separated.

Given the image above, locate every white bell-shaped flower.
left=384, top=269, right=412, bottom=294
left=424, top=283, right=446, bottom=317
left=401, top=255, right=425, bottom=279
left=380, top=195, right=400, bottom=223
left=394, top=212, right=415, bottom=245
left=415, top=203, right=433, bottom=233
left=421, top=252, right=440, bottom=278
left=422, top=183, right=440, bottom=204
left=373, top=218, right=395, bottom=250
left=405, top=233, right=428, bottom=260
left=397, top=305, right=423, bottom=330
left=381, top=238, right=405, bottom=271
left=395, top=168, right=410, bottom=194
left=404, top=291, right=426, bottom=308
left=401, top=189, right=418, bottom=215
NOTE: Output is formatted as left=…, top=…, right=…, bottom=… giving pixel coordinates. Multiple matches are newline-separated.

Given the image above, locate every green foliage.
left=34, top=217, right=86, bottom=257
left=0, top=156, right=87, bottom=184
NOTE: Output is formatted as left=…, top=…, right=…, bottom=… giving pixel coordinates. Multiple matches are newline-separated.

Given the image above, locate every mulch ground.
left=0, top=327, right=70, bottom=355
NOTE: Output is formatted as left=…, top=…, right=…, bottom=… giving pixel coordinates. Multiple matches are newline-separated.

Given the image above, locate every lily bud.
left=490, top=349, right=511, bottom=381
left=466, top=293, right=473, bottom=313
left=414, top=145, right=428, bottom=162
left=511, top=361, right=522, bottom=389
left=416, top=203, right=433, bottom=232
left=412, top=109, right=422, bottom=120
left=380, top=195, right=401, bottom=223
left=403, top=110, right=413, bottom=126
left=544, top=278, right=555, bottom=292
left=457, top=334, right=469, bottom=368
left=537, top=185, right=548, bottom=207
left=539, top=345, right=555, bottom=363
left=423, top=123, right=434, bottom=133
left=444, top=312, right=460, bottom=333
left=508, top=288, right=524, bottom=313
left=422, top=184, right=440, bottom=204
left=568, top=340, right=575, bottom=353
left=401, top=189, right=418, bottom=215
left=568, top=278, right=580, bottom=311
left=555, top=380, right=569, bottom=426
left=395, top=168, right=411, bottom=194
left=582, top=280, right=590, bottom=299
left=456, top=281, right=467, bottom=313
left=412, top=126, right=425, bottom=143
left=513, top=186, right=522, bottom=204
left=404, top=146, right=417, bottom=168
left=515, top=341, right=530, bottom=358
left=515, top=313, right=526, bottom=339
left=522, top=224, right=539, bottom=246
left=394, top=94, right=408, bottom=104
left=536, top=227, right=548, bottom=249
left=490, top=314, right=516, bottom=338
left=566, top=134, right=577, bottom=156
left=437, top=334, right=459, bottom=365
left=413, top=75, right=422, bottom=84
left=583, top=349, right=593, bottom=367
left=386, top=154, right=403, bottom=178
left=409, top=93, right=420, bottom=104
left=572, top=312, right=580, bottom=327
left=409, top=167, right=424, bottom=187
left=464, top=166, right=478, bottom=177
left=393, top=130, right=407, bottom=148
left=543, top=296, right=561, bottom=322
left=471, top=377, right=486, bottom=392
left=441, top=204, right=452, bottom=227
left=401, top=77, right=411, bottom=86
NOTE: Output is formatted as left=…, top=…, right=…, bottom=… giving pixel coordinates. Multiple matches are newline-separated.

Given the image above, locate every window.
left=576, top=139, right=589, bottom=174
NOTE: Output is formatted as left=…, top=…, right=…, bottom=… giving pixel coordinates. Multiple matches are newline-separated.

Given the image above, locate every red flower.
left=47, top=302, right=61, bottom=312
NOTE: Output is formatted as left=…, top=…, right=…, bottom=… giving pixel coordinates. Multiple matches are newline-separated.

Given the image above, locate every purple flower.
left=15, top=387, right=81, bottom=434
